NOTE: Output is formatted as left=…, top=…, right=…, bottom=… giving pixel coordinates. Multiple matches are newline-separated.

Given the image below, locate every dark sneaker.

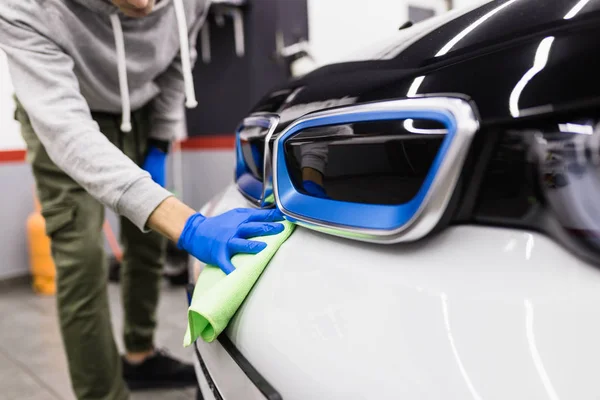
left=122, top=349, right=197, bottom=390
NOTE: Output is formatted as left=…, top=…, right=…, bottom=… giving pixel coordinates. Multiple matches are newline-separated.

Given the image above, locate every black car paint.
left=252, top=0, right=600, bottom=127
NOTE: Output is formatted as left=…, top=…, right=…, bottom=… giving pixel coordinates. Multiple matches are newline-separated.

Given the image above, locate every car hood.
left=253, top=0, right=600, bottom=126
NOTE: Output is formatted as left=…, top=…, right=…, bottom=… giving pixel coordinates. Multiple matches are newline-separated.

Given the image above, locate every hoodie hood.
left=69, top=0, right=199, bottom=132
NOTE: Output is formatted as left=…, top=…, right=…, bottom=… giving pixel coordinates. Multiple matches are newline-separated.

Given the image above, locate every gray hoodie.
left=0, top=0, right=209, bottom=230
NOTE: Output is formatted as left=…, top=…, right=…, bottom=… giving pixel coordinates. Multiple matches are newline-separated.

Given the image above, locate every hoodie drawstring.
left=110, top=0, right=198, bottom=133
left=173, top=0, right=198, bottom=109
left=110, top=13, right=132, bottom=133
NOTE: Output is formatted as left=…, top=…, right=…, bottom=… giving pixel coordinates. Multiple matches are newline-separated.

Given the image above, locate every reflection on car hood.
left=254, top=0, right=600, bottom=125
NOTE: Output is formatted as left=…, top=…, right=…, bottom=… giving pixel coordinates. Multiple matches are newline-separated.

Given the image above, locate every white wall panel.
left=0, top=50, right=24, bottom=150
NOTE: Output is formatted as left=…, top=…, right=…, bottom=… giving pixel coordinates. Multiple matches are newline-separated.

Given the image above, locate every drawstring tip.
left=120, top=122, right=132, bottom=133
left=185, top=99, right=198, bottom=109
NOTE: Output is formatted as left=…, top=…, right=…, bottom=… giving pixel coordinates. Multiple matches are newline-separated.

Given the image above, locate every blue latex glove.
left=303, top=180, right=329, bottom=199
left=177, top=208, right=285, bottom=274
left=142, top=146, right=167, bottom=187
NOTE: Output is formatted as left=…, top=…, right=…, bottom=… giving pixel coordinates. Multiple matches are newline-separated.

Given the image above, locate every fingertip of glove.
left=221, top=261, right=236, bottom=275
left=251, top=241, right=267, bottom=253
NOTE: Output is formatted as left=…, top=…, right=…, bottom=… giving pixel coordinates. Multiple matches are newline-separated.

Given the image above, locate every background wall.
left=307, top=0, right=450, bottom=67
left=0, top=0, right=481, bottom=279
left=0, top=50, right=31, bottom=279
left=0, top=51, right=25, bottom=151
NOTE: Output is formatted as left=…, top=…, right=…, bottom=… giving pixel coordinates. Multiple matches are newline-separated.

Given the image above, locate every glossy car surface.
left=192, top=1, right=600, bottom=399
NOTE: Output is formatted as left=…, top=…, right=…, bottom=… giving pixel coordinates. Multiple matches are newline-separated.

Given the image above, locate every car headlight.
left=476, top=118, right=600, bottom=257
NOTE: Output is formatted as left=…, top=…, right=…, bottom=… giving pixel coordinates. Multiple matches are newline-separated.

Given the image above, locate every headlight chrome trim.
left=272, top=96, right=480, bottom=244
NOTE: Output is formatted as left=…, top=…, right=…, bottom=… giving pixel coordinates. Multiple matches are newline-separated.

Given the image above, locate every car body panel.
left=193, top=335, right=272, bottom=400
left=197, top=184, right=600, bottom=400
left=193, top=1, right=600, bottom=398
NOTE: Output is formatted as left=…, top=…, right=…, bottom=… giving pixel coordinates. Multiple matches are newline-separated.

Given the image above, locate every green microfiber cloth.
left=184, top=220, right=295, bottom=345
left=264, top=193, right=275, bottom=204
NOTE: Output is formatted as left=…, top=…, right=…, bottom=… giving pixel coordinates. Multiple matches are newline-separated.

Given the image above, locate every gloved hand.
left=142, top=146, right=167, bottom=187
left=303, top=180, right=329, bottom=199
left=177, top=208, right=285, bottom=274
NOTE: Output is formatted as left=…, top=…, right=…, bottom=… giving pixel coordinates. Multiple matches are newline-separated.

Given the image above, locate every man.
left=0, top=1, right=285, bottom=399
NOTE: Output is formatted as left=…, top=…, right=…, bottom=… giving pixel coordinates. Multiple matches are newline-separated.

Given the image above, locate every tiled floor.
left=0, top=277, right=197, bottom=400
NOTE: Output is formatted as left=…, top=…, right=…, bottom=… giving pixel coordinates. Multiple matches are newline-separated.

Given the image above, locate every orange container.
left=26, top=195, right=56, bottom=295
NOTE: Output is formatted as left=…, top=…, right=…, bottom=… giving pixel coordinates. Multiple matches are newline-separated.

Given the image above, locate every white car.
left=191, top=0, right=600, bottom=398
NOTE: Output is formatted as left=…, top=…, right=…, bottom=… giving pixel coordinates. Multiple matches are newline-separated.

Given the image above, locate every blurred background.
left=0, top=0, right=481, bottom=281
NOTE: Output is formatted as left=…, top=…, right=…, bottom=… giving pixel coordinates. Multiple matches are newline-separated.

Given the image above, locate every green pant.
left=15, top=101, right=167, bottom=400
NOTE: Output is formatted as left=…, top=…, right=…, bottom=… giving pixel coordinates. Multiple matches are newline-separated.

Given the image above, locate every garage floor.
left=0, top=277, right=196, bottom=400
